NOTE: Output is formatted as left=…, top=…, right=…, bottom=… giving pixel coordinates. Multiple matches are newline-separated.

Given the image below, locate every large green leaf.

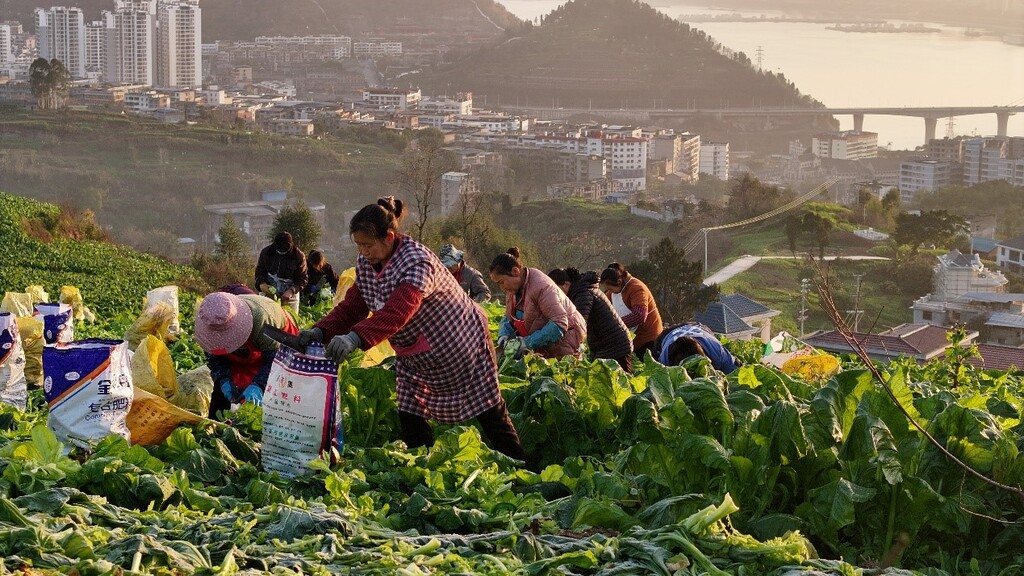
left=839, top=413, right=903, bottom=485
left=752, top=400, right=809, bottom=462
left=799, top=478, right=876, bottom=543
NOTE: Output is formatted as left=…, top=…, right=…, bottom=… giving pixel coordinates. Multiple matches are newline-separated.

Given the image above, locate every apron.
left=224, top=313, right=297, bottom=390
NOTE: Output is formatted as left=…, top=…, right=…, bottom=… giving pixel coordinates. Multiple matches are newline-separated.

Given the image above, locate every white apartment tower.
left=156, top=0, right=201, bottom=88
left=0, top=24, right=12, bottom=64
left=700, top=142, right=730, bottom=180
left=34, top=6, right=87, bottom=77
left=109, top=0, right=156, bottom=85
left=84, top=17, right=113, bottom=77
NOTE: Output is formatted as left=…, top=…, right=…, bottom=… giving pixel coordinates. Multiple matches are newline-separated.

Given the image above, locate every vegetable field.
left=2, top=194, right=1024, bottom=575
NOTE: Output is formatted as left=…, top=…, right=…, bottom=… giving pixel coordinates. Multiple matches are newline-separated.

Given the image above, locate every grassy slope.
left=0, top=193, right=199, bottom=319
left=0, top=110, right=401, bottom=246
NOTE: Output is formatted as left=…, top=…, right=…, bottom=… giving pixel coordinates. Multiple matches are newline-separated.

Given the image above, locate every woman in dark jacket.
left=549, top=267, right=633, bottom=373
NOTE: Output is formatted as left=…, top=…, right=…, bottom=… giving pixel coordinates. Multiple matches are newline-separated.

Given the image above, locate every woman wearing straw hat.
left=194, top=291, right=298, bottom=418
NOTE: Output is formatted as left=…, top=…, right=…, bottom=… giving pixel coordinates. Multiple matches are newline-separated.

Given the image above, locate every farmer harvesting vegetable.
left=194, top=291, right=299, bottom=417
left=655, top=322, right=742, bottom=374
left=489, top=248, right=585, bottom=360
left=255, top=231, right=307, bottom=313
left=297, top=197, right=525, bottom=461
left=439, top=243, right=491, bottom=303
left=599, top=262, right=663, bottom=360
left=548, top=267, right=633, bottom=373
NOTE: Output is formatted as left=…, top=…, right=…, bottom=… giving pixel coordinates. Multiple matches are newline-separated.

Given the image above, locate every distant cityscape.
left=1, top=3, right=1023, bottom=230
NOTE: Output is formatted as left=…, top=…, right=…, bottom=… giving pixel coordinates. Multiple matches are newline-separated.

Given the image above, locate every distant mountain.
left=0, top=0, right=522, bottom=42
left=408, top=0, right=821, bottom=110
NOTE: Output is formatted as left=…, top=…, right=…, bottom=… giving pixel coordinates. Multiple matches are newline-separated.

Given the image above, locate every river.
left=500, top=1, right=1024, bottom=150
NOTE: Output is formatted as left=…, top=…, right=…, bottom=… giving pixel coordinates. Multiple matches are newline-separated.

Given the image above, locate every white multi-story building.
left=35, top=6, right=87, bottom=77
left=109, top=0, right=156, bottom=85
left=256, top=35, right=351, bottom=47
left=811, top=130, right=878, bottom=160
left=699, top=142, right=730, bottom=180
left=439, top=172, right=480, bottom=216
left=964, top=137, right=1008, bottom=185
left=651, top=129, right=700, bottom=181
left=124, top=89, right=168, bottom=111
left=530, top=130, right=648, bottom=191
left=996, top=236, right=1024, bottom=276
left=0, top=24, right=12, bottom=64
left=899, top=158, right=951, bottom=199
left=156, top=0, right=201, bottom=88
left=362, top=87, right=421, bottom=110
left=353, top=41, right=401, bottom=58
left=420, top=92, right=472, bottom=116
left=83, top=18, right=113, bottom=78
left=1001, top=158, right=1024, bottom=186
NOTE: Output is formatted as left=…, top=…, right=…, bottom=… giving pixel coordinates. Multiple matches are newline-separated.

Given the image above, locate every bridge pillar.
left=853, top=113, right=864, bottom=132
left=924, top=117, right=938, bottom=144
left=996, top=112, right=1012, bottom=137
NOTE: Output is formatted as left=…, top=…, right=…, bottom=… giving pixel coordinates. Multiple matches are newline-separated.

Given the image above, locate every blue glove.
left=219, top=379, right=239, bottom=403
left=242, top=385, right=263, bottom=406
left=325, top=332, right=361, bottom=363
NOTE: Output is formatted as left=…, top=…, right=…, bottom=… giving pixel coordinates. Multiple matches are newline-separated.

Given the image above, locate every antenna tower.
left=945, top=116, right=956, bottom=139
left=755, top=45, right=764, bottom=70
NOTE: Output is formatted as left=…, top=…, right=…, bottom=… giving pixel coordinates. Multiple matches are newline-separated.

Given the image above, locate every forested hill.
left=0, top=0, right=522, bottom=42
left=408, top=0, right=822, bottom=110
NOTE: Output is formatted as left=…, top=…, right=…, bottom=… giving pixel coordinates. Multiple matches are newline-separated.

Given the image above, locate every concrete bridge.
left=499, top=104, right=1023, bottom=143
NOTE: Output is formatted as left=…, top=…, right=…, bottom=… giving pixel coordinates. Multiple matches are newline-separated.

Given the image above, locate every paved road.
left=703, top=255, right=889, bottom=286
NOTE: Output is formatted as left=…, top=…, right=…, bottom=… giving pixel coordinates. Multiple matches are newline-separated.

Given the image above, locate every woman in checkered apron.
left=298, top=197, right=525, bottom=461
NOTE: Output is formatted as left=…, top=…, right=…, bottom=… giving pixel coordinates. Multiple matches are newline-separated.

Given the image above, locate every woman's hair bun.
left=377, top=196, right=404, bottom=217
left=506, top=247, right=521, bottom=258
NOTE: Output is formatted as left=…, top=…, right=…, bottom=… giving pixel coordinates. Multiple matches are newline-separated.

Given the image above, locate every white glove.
left=325, top=332, right=361, bottom=363
left=497, top=335, right=511, bottom=349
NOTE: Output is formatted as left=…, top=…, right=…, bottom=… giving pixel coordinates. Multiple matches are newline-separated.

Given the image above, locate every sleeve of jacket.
left=326, top=264, right=340, bottom=292
left=535, top=280, right=571, bottom=332
left=206, top=353, right=231, bottom=385
left=254, top=247, right=269, bottom=287
left=315, top=282, right=371, bottom=340
left=619, top=283, right=650, bottom=329
left=524, top=320, right=565, bottom=350
left=292, top=251, right=308, bottom=293
left=469, top=269, right=492, bottom=302
left=571, top=288, right=595, bottom=320
left=498, top=316, right=516, bottom=338
left=350, top=283, right=423, bottom=348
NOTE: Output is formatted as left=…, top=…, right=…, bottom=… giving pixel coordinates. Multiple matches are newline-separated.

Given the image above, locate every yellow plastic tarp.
left=60, top=285, right=96, bottom=322
left=130, top=335, right=179, bottom=400
left=123, top=301, right=176, bottom=351
left=25, top=285, right=49, bottom=304
left=16, top=316, right=43, bottom=388
left=333, top=267, right=394, bottom=367
left=2, top=292, right=34, bottom=317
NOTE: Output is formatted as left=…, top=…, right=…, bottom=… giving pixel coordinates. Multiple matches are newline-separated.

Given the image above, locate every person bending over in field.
left=296, top=197, right=525, bottom=461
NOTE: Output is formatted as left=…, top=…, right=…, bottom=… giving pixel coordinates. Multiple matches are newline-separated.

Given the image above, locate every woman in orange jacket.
left=599, top=262, right=663, bottom=360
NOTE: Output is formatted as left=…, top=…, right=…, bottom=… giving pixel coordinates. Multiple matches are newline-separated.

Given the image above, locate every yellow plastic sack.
left=2, top=292, right=34, bottom=317
left=331, top=267, right=394, bottom=366
left=123, top=301, right=176, bottom=351
left=17, top=316, right=44, bottom=388
left=130, top=335, right=179, bottom=400
left=782, top=353, right=841, bottom=383
left=25, top=285, right=49, bottom=304
left=60, top=285, right=96, bottom=322
left=171, top=366, right=213, bottom=417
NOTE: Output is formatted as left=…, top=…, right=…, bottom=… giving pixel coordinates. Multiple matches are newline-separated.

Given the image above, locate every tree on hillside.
left=893, top=210, right=968, bottom=259
left=394, top=131, right=459, bottom=243
left=29, top=58, right=71, bottom=109
left=217, top=215, right=250, bottom=264
left=726, top=173, right=790, bottom=220
left=803, top=212, right=833, bottom=259
left=270, top=201, right=322, bottom=253
left=629, top=237, right=719, bottom=324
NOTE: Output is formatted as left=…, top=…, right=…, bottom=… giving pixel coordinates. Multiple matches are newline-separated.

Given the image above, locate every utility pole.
left=799, top=278, right=810, bottom=337
left=702, top=228, right=709, bottom=278
left=845, top=274, right=864, bottom=332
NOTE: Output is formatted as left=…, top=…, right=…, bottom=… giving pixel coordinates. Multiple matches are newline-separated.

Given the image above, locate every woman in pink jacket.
left=488, top=248, right=585, bottom=359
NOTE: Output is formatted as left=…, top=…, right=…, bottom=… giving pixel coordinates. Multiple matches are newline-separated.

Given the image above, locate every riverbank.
left=676, top=0, right=1024, bottom=37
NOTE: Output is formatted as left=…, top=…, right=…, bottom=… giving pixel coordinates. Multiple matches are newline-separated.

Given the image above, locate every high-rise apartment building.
left=0, top=24, right=12, bottom=64
left=156, top=0, right=201, bottom=88
left=898, top=159, right=951, bottom=200
left=84, top=17, right=113, bottom=77
left=964, top=137, right=1007, bottom=185
left=34, top=6, right=87, bottom=77
left=700, top=142, right=730, bottom=180
left=109, top=0, right=156, bottom=85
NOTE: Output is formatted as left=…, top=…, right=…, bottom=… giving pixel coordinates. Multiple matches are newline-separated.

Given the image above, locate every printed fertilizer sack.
left=35, top=302, right=74, bottom=345
left=0, top=313, right=27, bottom=409
left=262, top=344, right=343, bottom=478
left=43, top=339, right=133, bottom=447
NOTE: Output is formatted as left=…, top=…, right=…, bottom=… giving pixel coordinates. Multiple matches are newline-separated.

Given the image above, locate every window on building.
left=921, top=311, right=933, bottom=321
